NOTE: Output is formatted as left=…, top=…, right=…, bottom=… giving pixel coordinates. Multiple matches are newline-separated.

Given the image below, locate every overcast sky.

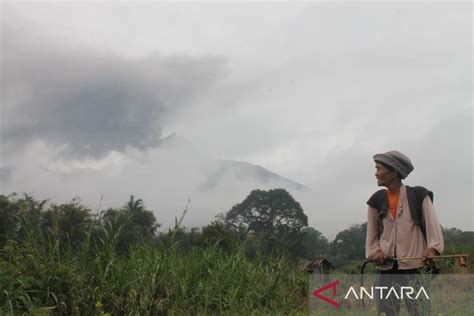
left=1, top=2, right=472, bottom=239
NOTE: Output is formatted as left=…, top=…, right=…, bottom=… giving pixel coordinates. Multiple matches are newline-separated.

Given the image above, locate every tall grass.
left=0, top=210, right=308, bottom=315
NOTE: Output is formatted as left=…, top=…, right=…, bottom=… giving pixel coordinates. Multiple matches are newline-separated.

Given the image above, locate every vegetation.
left=0, top=190, right=472, bottom=314
left=225, top=188, right=309, bottom=259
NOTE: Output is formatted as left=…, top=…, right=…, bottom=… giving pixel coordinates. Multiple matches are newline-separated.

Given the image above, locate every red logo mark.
left=312, top=280, right=340, bottom=308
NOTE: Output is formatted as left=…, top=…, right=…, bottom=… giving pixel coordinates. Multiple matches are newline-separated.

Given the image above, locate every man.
left=366, top=150, right=444, bottom=316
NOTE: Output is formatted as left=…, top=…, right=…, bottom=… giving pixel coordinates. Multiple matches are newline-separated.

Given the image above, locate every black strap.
left=367, top=189, right=388, bottom=239
left=406, top=185, right=433, bottom=242
left=367, top=186, right=433, bottom=240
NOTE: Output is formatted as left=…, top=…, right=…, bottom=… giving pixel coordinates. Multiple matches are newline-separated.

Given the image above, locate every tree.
left=157, top=226, right=202, bottom=252
left=442, top=226, right=474, bottom=255
left=123, top=195, right=159, bottom=238
left=330, top=223, right=367, bottom=265
left=226, top=188, right=308, bottom=235
left=198, top=220, right=246, bottom=252
left=0, top=193, right=48, bottom=245
left=102, top=195, right=160, bottom=253
left=42, top=200, right=92, bottom=249
left=296, top=227, right=329, bottom=259
left=0, top=194, right=20, bottom=246
left=225, top=188, right=308, bottom=259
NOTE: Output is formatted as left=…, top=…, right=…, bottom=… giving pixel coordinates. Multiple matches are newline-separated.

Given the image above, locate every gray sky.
left=1, top=2, right=472, bottom=239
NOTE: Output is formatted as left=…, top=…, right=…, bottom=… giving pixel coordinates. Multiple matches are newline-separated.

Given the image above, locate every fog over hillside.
left=1, top=133, right=311, bottom=235
left=1, top=2, right=472, bottom=239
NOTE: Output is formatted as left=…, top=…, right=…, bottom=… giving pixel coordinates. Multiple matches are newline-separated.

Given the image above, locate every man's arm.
left=366, top=206, right=385, bottom=264
left=422, top=196, right=444, bottom=255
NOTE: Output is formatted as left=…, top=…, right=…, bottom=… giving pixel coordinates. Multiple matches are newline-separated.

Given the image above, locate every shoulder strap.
left=406, top=185, right=433, bottom=241
left=367, top=189, right=389, bottom=239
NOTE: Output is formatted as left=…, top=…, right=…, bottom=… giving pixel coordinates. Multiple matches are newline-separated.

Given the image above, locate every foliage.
left=0, top=194, right=19, bottom=245
left=226, top=188, right=308, bottom=235
left=225, top=188, right=309, bottom=261
left=101, top=195, right=160, bottom=254
left=0, top=193, right=308, bottom=315
left=0, top=193, right=48, bottom=247
left=197, top=220, right=246, bottom=253
left=440, top=227, right=474, bottom=272
left=329, top=223, right=367, bottom=267
left=0, top=192, right=472, bottom=314
left=41, top=200, right=92, bottom=250
left=443, top=226, right=474, bottom=247
left=297, top=227, right=330, bottom=259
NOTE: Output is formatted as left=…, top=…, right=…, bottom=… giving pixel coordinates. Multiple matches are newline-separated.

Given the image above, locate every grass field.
left=1, top=195, right=472, bottom=315
left=0, top=228, right=308, bottom=315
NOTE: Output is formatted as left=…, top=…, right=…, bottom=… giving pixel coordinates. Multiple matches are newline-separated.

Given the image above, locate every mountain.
left=0, top=133, right=309, bottom=230
left=159, top=133, right=308, bottom=192
left=198, top=159, right=307, bottom=192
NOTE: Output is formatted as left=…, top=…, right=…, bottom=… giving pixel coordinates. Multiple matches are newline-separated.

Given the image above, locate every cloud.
left=0, top=3, right=471, bottom=239
left=0, top=18, right=229, bottom=159
left=292, top=105, right=473, bottom=238
left=0, top=135, right=309, bottom=232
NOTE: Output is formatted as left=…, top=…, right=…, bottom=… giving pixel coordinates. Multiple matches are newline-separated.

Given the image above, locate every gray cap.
left=373, top=150, right=414, bottom=179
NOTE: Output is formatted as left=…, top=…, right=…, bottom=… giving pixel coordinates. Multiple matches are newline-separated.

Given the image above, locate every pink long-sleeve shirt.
left=366, top=185, right=444, bottom=270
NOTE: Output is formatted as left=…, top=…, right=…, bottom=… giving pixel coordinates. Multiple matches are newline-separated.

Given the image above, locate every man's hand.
left=371, top=249, right=386, bottom=265
left=423, top=247, right=439, bottom=267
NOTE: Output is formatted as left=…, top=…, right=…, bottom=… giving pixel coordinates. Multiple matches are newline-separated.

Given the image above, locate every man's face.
left=375, top=162, right=396, bottom=187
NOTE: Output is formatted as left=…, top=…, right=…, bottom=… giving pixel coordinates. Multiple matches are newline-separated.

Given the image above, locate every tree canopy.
left=102, top=195, right=160, bottom=253
left=224, top=188, right=309, bottom=259
left=225, top=188, right=308, bottom=235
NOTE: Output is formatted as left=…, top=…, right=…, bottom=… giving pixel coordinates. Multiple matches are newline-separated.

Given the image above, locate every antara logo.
left=313, top=280, right=430, bottom=308
left=344, top=286, right=430, bottom=300
left=312, top=280, right=341, bottom=308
